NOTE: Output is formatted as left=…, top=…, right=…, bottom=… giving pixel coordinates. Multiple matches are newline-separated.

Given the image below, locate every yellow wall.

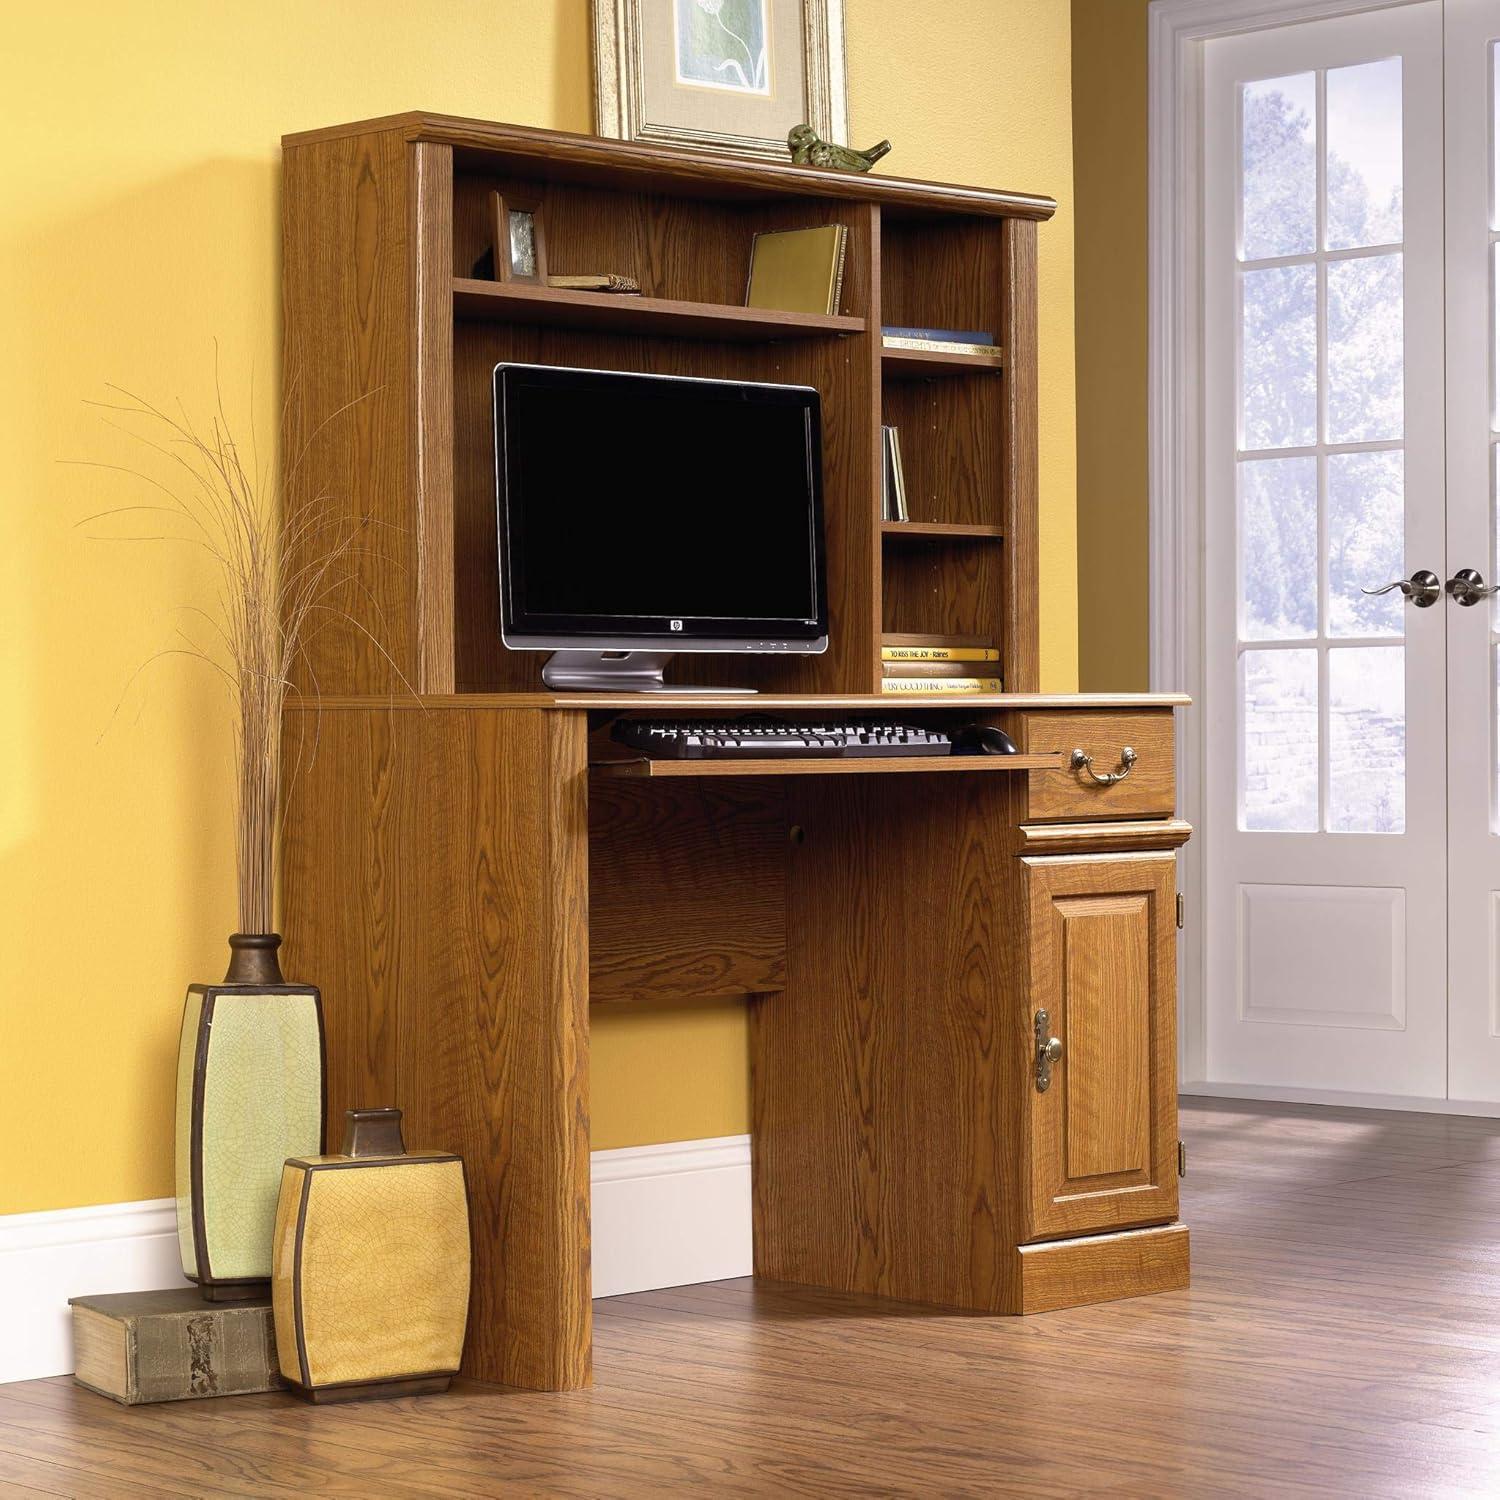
left=1072, top=0, right=1151, bottom=691
left=0, top=0, right=1075, bottom=1213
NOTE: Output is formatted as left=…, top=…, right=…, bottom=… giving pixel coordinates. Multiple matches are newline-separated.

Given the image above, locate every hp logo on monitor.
left=670, top=619, right=683, bottom=631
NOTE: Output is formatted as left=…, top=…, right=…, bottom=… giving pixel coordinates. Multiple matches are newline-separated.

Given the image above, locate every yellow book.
left=881, top=677, right=1003, bottom=694
left=746, top=226, right=848, bottom=315
left=881, top=646, right=1001, bottom=663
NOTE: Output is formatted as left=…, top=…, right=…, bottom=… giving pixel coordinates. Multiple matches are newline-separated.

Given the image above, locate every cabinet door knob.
left=1034, top=1009, right=1063, bottom=1092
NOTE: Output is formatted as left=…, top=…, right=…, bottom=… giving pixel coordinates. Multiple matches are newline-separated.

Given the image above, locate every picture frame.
left=492, top=190, right=547, bottom=283
left=592, top=0, right=848, bottom=163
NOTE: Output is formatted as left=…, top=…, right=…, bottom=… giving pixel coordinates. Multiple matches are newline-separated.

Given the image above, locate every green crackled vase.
left=174, top=934, right=324, bottom=1302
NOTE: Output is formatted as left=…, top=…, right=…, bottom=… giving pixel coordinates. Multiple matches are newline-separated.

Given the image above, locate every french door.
left=1201, top=0, right=1500, bottom=1105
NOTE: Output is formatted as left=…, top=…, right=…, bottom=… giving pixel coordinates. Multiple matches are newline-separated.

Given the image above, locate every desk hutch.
left=278, top=114, right=1192, bottom=1393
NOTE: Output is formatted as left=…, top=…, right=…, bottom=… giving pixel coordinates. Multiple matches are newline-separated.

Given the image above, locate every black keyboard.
left=611, top=718, right=953, bottom=760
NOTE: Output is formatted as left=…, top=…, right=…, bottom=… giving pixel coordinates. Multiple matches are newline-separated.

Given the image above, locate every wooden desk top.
left=288, top=692, right=1191, bottom=714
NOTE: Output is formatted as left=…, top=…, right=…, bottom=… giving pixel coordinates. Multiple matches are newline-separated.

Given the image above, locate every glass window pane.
left=1242, top=649, right=1319, bottom=831
left=1328, top=450, right=1404, bottom=637
left=1328, top=647, right=1405, bottom=832
left=1240, top=457, right=1317, bottom=639
left=1327, top=253, right=1403, bottom=443
left=1243, top=264, right=1318, bottom=449
left=1242, top=72, right=1316, bottom=260
left=1326, top=58, right=1403, bottom=250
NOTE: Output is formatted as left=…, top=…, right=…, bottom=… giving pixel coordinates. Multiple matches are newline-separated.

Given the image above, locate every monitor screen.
left=494, top=364, right=827, bottom=651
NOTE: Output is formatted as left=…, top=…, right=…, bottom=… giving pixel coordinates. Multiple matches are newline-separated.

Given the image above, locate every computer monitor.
left=493, top=363, right=828, bottom=692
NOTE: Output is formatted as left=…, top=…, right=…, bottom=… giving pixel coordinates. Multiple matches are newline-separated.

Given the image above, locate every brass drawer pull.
left=1070, top=745, right=1137, bottom=786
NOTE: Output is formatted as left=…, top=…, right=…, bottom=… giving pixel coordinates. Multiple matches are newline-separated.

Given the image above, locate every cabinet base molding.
left=1015, top=1223, right=1189, bottom=1313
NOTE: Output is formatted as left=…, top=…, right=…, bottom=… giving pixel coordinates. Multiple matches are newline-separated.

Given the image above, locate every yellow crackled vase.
left=174, top=933, right=324, bottom=1301
left=271, top=1107, right=471, bottom=1403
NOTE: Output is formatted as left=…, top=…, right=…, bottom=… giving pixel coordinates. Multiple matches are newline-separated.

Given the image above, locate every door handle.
left=1446, top=568, right=1500, bottom=607
left=1361, top=569, right=1441, bottom=607
left=1071, top=745, right=1137, bottom=785
left=1034, top=1009, right=1063, bottom=1093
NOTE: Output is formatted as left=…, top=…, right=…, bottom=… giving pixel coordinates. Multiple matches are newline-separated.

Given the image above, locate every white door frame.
left=1147, top=0, right=1477, bottom=1108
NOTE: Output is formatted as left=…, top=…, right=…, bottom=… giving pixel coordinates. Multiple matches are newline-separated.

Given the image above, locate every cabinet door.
left=1023, top=852, right=1179, bottom=1240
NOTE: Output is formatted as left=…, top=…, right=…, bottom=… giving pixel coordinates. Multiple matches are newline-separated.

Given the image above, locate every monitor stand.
left=540, top=651, right=758, bottom=695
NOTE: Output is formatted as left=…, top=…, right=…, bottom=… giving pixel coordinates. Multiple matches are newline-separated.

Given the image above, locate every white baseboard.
left=590, top=1134, right=752, bottom=1298
left=0, top=1134, right=753, bottom=1386
left=1181, top=1081, right=1500, bottom=1118
left=0, top=1198, right=190, bottom=1385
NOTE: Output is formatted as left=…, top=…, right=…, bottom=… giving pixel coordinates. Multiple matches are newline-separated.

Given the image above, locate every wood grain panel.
left=1000, top=218, right=1039, bottom=694
left=282, top=127, right=417, bottom=696
left=280, top=704, right=591, bottom=1391
left=1023, top=852, right=1179, bottom=1240
left=1015, top=1224, right=1189, bottom=1313
left=753, top=773, right=1029, bottom=1313
left=881, top=374, right=1001, bottom=529
left=411, top=142, right=456, bottom=694
left=1019, top=709, right=1176, bottom=820
left=1062, top=892, right=1150, bottom=1180
left=880, top=219, right=1004, bottom=339
left=588, top=778, right=787, bottom=1004
left=880, top=534, right=1004, bottom=646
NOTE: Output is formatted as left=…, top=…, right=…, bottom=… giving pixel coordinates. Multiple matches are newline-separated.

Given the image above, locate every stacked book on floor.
left=881, top=635, right=1001, bottom=695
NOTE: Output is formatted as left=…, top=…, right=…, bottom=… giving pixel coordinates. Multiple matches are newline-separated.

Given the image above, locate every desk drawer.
left=1018, top=711, right=1175, bottom=821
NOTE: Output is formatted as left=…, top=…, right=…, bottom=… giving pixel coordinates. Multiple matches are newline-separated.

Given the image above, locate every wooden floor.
left=7, top=1098, right=1500, bottom=1497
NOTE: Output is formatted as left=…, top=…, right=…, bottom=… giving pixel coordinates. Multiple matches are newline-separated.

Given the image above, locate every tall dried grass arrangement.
left=77, top=372, right=389, bottom=936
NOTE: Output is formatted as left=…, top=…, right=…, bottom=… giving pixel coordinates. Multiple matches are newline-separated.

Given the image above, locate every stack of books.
left=881, top=426, right=908, bottom=521
left=881, top=634, right=1001, bottom=695
left=881, top=325, right=997, bottom=358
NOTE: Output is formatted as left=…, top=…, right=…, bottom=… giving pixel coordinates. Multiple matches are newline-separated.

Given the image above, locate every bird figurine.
left=787, top=124, right=891, bottom=174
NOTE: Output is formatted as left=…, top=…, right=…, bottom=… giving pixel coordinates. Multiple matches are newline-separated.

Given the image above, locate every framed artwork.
left=492, top=191, right=547, bottom=283
left=592, top=0, right=848, bottom=162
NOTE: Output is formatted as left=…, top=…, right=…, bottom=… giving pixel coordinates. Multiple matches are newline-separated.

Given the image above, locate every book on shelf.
left=882, top=325, right=995, bottom=347
left=882, top=334, right=998, bottom=359
left=880, top=635, right=1000, bottom=662
left=881, top=659, right=996, bottom=678
left=881, top=426, right=909, bottom=522
left=881, top=676, right=1003, bottom=695
left=546, top=273, right=642, bottom=294
left=745, top=225, right=848, bottom=315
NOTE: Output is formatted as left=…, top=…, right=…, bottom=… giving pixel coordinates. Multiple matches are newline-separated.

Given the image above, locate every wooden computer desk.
left=278, top=117, right=1192, bottom=1392
left=283, top=692, right=1190, bottom=1391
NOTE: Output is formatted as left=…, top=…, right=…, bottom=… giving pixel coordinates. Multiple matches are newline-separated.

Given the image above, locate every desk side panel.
left=752, top=775, right=1029, bottom=1311
left=281, top=705, right=591, bottom=1391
